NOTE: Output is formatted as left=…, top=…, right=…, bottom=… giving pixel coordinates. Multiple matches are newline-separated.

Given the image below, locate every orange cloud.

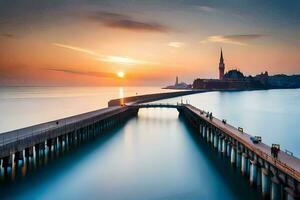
left=168, top=42, right=185, bottom=48
left=53, top=43, right=157, bottom=66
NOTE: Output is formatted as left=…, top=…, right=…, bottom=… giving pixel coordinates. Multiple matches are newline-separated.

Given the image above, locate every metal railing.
left=0, top=106, right=128, bottom=150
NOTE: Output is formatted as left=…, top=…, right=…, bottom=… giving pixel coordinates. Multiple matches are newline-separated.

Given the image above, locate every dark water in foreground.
left=0, top=109, right=261, bottom=200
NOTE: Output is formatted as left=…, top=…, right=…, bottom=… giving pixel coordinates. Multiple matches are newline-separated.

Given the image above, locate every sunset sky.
left=1, top=0, right=300, bottom=86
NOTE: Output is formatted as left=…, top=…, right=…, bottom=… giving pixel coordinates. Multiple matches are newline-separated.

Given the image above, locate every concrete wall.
left=108, top=90, right=206, bottom=107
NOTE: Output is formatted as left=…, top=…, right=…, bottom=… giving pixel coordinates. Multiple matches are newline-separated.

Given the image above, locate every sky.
left=0, top=0, right=300, bottom=86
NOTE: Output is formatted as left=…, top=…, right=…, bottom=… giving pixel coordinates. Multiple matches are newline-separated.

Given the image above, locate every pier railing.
left=0, top=106, right=132, bottom=158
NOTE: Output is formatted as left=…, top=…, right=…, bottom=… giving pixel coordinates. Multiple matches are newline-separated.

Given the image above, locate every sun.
left=117, top=71, right=125, bottom=78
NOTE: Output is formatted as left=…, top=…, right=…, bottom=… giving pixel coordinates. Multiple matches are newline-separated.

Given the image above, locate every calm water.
left=0, top=87, right=299, bottom=199
left=0, top=87, right=171, bottom=133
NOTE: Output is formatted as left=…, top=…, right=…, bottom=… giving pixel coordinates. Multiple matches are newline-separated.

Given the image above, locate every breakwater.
left=108, top=90, right=206, bottom=106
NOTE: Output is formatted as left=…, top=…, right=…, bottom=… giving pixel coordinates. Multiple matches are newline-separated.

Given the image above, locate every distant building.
left=175, top=76, right=179, bottom=86
left=224, top=69, right=245, bottom=80
left=165, top=76, right=191, bottom=89
left=219, top=49, right=225, bottom=80
left=193, top=49, right=268, bottom=90
left=253, top=71, right=268, bottom=85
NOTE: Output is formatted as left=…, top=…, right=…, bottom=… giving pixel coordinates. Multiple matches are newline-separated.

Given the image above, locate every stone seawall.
left=108, top=90, right=206, bottom=107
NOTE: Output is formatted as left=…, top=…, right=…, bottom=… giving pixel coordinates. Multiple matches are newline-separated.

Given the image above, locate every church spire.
left=220, top=48, right=224, bottom=64
left=219, top=48, right=225, bottom=80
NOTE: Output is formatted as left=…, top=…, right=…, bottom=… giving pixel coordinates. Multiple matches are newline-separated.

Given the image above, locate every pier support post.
left=218, top=137, right=223, bottom=152
left=35, top=143, right=40, bottom=157
left=241, top=153, right=248, bottom=176
left=58, top=136, right=62, bottom=150
left=250, top=160, right=257, bottom=187
left=230, top=146, right=236, bottom=166
left=14, top=151, right=24, bottom=164
left=206, top=127, right=210, bottom=143
left=256, top=163, right=262, bottom=189
left=271, top=176, right=281, bottom=200
left=210, top=130, right=214, bottom=144
left=14, top=152, right=19, bottom=164
left=202, top=125, right=206, bottom=138
left=25, top=146, right=33, bottom=158
left=236, top=150, right=242, bottom=170
left=222, top=139, right=227, bottom=155
left=226, top=142, right=231, bottom=157
left=199, top=124, right=202, bottom=135
left=2, top=156, right=11, bottom=169
left=66, top=133, right=71, bottom=146
left=40, top=142, right=46, bottom=155
left=261, top=168, right=270, bottom=198
left=52, top=138, right=57, bottom=150
left=247, top=157, right=251, bottom=176
left=47, top=139, right=52, bottom=151
left=214, top=134, right=218, bottom=149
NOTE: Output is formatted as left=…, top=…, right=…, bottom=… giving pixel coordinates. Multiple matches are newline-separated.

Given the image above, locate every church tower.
left=219, top=48, right=225, bottom=80
left=175, top=76, right=179, bottom=86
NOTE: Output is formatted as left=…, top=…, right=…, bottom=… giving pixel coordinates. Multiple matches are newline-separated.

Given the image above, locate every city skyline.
left=1, top=0, right=300, bottom=86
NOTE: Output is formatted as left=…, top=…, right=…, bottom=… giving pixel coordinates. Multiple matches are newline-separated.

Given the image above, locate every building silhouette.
left=219, top=49, right=225, bottom=80
left=193, top=49, right=269, bottom=90
left=165, top=76, right=191, bottom=89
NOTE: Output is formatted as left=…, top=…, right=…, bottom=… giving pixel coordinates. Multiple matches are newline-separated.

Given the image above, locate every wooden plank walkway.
left=185, top=104, right=300, bottom=181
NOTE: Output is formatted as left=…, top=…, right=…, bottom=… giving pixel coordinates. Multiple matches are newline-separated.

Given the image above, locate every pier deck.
left=0, top=106, right=132, bottom=158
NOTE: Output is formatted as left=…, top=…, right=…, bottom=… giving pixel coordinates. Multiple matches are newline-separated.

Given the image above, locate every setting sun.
left=117, top=71, right=125, bottom=78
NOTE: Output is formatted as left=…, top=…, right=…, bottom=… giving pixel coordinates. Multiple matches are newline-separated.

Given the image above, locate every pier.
left=0, top=92, right=299, bottom=199
left=0, top=105, right=138, bottom=167
left=179, top=104, right=300, bottom=200
left=108, top=90, right=206, bottom=106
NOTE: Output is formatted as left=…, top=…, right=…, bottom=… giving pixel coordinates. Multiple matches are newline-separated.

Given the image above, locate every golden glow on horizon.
left=117, top=71, right=125, bottom=78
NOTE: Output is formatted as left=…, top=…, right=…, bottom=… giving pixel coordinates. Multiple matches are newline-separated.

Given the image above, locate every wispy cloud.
left=52, top=43, right=155, bottom=65
left=196, top=6, right=216, bottom=12
left=201, top=34, right=267, bottom=45
left=168, top=42, right=184, bottom=48
left=46, top=68, right=116, bottom=78
left=1, top=33, right=17, bottom=39
left=52, top=43, right=97, bottom=56
left=88, top=11, right=169, bottom=33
